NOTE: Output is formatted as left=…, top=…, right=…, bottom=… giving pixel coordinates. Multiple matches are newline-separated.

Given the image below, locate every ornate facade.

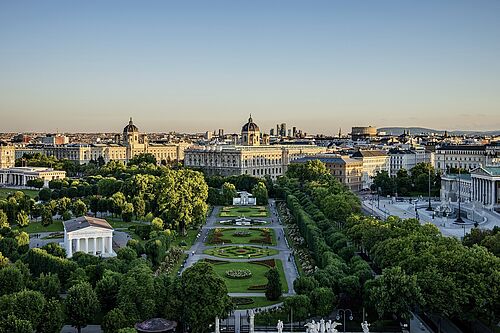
left=0, top=144, right=15, bottom=168
left=184, top=116, right=325, bottom=179
left=15, top=118, right=190, bottom=165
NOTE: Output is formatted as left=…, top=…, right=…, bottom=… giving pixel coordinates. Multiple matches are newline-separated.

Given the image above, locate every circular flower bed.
left=204, top=245, right=279, bottom=259
left=225, top=269, right=252, bottom=279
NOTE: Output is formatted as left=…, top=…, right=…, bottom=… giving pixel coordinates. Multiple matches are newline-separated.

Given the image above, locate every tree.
left=15, top=231, right=30, bottom=247
left=179, top=262, right=233, bottom=333
left=39, top=188, right=52, bottom=201
left=0, top=265, right=25, bottom=296
left=117, top=262, right=156, bottom=324
left=128, top=153, right=157, bottom=166
left=310, top=287, right=335, bottom=316
left=97, top=178, right=121, bottom=197
left=151, top=217, right=164, bottom=231
left=284, top=295, right=311, bottom=321
left=96, top=270, right=122, bottom=312
left=110, top=192, right=127, bottom=217
left=41, top=207, right=53, bottom=226
left=42, top=242, right=67, bottom=258
left=265, top=268, right=282, bottom=301
left=37, top=299, right=64, bottom=333
left=366, top=266, right=423, bottom=321
left=0, top=251, right=9, bottom=268
left=121, top=202, right=134, bottom=222
left=102, top=308, right=128, bottom=333
left=0, top=238, right=18, bottom=261
left=252, top=182, right=269, bottom=205
left=287, top=160, right=330, bottom=182
left=16, top=211, right=30, bottom=228
left=57, top=197, right=72, bottom=215
left=131, top=196, right=146, bottom=219
left=221, top=182, right=237, bottom=205
left=65, top=282, right=100, bottom=333
left=410, top=162, right=439, bottom=194
left=156, top=169, right=208, bottom=235
left=72, top=199, right=87, bottom=217
left=0, top=209, right=9, bottom=228
left=27, top=178, right=45, bottom=189
left=371, top=170, right=395, bottom=195
left=10, top=290, right=46, bottom=329
left=35, top=272, right=61, bottom=299
left=293, top=276, right=319, bottom=295
left=1, top=315, right=33, bottom=333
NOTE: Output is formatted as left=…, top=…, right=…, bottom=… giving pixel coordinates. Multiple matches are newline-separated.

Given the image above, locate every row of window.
left=247, top=167, right=282, bottom=176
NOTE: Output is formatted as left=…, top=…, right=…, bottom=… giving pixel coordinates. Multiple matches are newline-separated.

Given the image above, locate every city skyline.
left=1, top=1, right=500, bottom=133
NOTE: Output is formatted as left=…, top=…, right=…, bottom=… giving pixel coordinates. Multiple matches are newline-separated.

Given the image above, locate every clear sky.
left=1, top=0, right=499, bottom=134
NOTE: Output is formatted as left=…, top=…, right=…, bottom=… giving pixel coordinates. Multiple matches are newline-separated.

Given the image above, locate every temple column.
left=67, top=236, right=72, bottom=258
left=75, top=237, right=80, bottom=252
left=100, top=237, right=105, bottom=254
left=479, top=179, right=486, bottom=205
left=107, top=236, right=112, bottom=254
left=92, top=238, right=96, bottom=255
left=83, top=238, right=88, bottom=254
left=474, top=179, right=477, bottom=201
left=491, top=181, right=496, bottom=207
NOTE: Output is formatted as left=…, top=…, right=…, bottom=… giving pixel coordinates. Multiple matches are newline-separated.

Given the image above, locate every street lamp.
left=336, top=309, right=353, bottom=333
left=455, top=167, right=464, bottom=223
left=426, top=167, right=433, bottom=211
left=377, top=187, right=381, bottom=209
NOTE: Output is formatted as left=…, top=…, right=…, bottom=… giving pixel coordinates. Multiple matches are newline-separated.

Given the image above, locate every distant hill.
left=377, top=127, right=500, bottom=136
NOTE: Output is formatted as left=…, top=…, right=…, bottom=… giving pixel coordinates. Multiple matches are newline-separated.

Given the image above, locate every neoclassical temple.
left=63, top=216, right=116, bottom=258
left=471, top=166, right=499, bottom=210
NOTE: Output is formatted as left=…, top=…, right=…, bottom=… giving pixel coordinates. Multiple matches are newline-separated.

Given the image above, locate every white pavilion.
left=232, top=191, right=257, bottom=206
left=62, top=216, right=116, bottom=258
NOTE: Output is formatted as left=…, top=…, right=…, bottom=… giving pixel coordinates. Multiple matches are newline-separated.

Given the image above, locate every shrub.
left=232, top=297, right=254, bottom=306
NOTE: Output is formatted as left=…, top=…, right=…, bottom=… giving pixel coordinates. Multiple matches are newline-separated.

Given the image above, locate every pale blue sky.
left=1, top=1, right=499, bottom=134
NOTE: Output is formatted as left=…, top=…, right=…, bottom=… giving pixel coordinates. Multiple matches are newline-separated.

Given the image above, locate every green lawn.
left=171, top=228, right=200, bottom=249
left=106, top=219, right=146, bottom=229
left=233, top=297, right=283, bottom=310
left=219, top=206, right=269, bottom=218
left=207, top=228, right=276, bottom=245
left=0, top=188, right=39, bottom=199
left=204, top=245, right=279, bottom=259
left=209, top=260, right=288, bottom=293
left=14, top=221, right=64, bottom=233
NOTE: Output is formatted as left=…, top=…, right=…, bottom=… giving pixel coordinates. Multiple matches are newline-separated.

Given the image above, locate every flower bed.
left=203, top=246, right=278, bottom=259
left=233, top=231, right=251, bottom=237
left=248, top=284, right=267, bottom=290
left=225, top=269, right=252, bottom=279
left=251, top=259, right=276, bottom=268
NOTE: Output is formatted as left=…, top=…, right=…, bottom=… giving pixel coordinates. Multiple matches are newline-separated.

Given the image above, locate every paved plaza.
left=362, top=197, right=500, bottom=238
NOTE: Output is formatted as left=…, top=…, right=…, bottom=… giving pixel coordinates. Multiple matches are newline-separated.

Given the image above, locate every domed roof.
left=123, top=117, right=139, bottom=133
left=242, top=114, right=260, bottom=132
